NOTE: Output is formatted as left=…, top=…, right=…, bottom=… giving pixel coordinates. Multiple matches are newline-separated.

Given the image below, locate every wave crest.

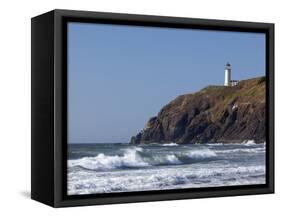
left=162, top=143, right=179, bottom=147
left=186, top=149, right=217, bottom=159
left=68, top=147, right=217, bottom=171
left=68, top=147, right=149, bottom=171
left=242, top=140, right=257, bottom=146
left=216, top=147, right=265, bottom=154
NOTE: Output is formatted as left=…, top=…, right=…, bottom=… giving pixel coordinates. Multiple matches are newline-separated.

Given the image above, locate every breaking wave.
left=68, top=164, right=266, bottom=195
left=68, top=147, right=148, bottom=171
left=206, top=140, right=263, bottom=146
left=216, top=147, right=265, bottom=154
left=68, top=147, right=217, bottom=171
left=242, top=140, right=258, bottom=146
left=161, top=143, right=179, bottom=147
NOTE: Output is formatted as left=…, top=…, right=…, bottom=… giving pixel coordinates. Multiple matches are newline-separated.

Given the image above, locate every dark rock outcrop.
left=130, top=76, right=266, bottom=144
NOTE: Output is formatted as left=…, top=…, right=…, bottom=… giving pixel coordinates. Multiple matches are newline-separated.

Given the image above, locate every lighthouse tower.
left=224, top=62, right=231, bottom=86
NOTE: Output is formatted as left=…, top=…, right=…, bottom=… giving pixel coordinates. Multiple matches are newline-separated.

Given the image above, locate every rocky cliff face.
left=130, top=77, right=266, bottom=144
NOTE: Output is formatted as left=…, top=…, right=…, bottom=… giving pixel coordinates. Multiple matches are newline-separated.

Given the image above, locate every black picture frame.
left=31, top=9, right=274, bottom=207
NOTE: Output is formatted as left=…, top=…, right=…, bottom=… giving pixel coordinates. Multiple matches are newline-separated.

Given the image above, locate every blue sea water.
left=67, top=141, right=266, bottom=195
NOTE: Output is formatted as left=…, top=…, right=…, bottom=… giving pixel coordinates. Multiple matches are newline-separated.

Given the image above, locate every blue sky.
left=67, top=22, right=265, bottom=143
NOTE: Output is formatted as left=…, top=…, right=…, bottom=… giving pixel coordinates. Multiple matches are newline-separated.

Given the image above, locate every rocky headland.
left=130, top=77, right=266, bottom=144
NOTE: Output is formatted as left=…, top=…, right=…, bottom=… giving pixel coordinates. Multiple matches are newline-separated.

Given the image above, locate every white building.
left=224, top=62, right=239, bottom=86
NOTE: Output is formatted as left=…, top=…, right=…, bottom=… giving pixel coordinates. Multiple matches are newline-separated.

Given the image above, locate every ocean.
left=67, top=141, right=266, bottom=195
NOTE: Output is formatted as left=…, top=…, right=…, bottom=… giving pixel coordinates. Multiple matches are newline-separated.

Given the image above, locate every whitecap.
left=216, top=147, right=265, bottom=154
left=162, top=143, right=179, bottom=147
left=185, top=149, right=217, bottom=159
left=206, top=143, right=224, bottom=147
left=68, top=147, right=149, bottom=171
left=242, top=140, right=257, bottom=146
left=67, top=163, right=265, bottom=195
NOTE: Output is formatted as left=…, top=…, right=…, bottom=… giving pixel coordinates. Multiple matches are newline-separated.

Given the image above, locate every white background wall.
left=0, top=0, right=279, bottom=216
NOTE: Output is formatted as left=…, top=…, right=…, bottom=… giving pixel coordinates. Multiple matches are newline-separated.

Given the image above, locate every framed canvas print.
left=31, top=9, right=274, bottom=207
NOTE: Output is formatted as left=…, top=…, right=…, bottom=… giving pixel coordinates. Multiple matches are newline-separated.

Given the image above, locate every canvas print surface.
left=67, top=22, right=266, bottom=195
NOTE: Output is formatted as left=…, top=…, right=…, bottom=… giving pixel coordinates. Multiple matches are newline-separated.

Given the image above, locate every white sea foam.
left=163, top=154, right=181, bottom=164
left=67, top=143, right=266, bottom=195
left=206, top=143, right=224, bottom=146
left=216, top=147, right=265, bottom=154
left=242, top=140, right=257, bottom=146
left=206, top=141, right=264, bottom=146
left=162, top=143, right=179, bottom=147
left=68, top=147, right=149, bottom=171
left=68, top=147, right=219, bottom=171
left=68, top=163, right=266, bottom=195
left=186, top=149, right=217, bottom=159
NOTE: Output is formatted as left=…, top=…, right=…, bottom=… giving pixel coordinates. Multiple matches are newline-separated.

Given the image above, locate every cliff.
left=130, top=76, right=266, bottom=144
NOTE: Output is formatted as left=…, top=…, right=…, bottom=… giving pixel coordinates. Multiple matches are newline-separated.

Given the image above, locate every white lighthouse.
left=224, top=62, right=239, bottom=86
left=224, top=62, right=231, bottom=86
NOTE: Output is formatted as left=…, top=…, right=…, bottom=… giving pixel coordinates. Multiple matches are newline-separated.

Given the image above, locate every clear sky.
left=67, top=22, right=265, bottom=143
